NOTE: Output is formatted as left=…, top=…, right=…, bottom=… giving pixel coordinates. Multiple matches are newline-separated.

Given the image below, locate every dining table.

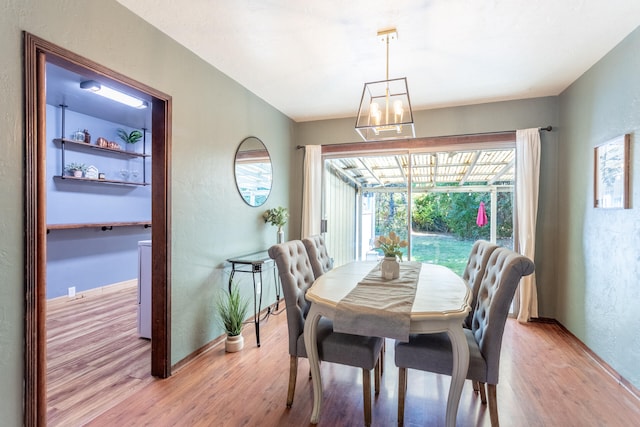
left=303, top=260, right=472, bottom=427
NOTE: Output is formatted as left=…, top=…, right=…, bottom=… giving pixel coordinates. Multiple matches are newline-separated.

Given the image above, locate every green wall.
left=557, top=25, right=640, bottom=390
left=0, top=1, right=294, bottom=424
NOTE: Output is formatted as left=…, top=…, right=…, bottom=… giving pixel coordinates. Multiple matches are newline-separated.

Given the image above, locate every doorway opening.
left=24, top=33, right=172, bottom=425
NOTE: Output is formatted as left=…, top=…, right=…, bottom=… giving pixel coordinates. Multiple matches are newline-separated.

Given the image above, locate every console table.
left=227, top=250, right=281, bottom=347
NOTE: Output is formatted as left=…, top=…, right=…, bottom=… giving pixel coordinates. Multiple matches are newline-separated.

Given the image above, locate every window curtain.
left=514, top=128, right=540, bottom=322
left=301, top=145, right=322, bottom=238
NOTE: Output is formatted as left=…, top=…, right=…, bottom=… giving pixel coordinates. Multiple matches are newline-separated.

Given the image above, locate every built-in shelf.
left=47, top=221, right=151, bottom=233
left=54, top=138, right=150, bottom=158
left=53, top=175, right=149, bottom=186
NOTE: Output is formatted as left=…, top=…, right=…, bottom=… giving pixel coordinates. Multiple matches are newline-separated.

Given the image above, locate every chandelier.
left=355, top=28, right=415, bottom=141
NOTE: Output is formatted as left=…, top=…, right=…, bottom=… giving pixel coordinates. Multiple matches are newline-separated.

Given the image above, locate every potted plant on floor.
left=215, top=282, right=250, bottom=352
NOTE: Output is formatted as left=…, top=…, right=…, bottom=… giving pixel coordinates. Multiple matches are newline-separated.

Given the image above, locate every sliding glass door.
left=323, top=143, right=515, bottom=274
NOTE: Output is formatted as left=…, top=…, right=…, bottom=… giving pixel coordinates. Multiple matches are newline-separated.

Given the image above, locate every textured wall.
left=558, top=25, right=640, bottom=390
left=0, top=1, right=294, bottom=424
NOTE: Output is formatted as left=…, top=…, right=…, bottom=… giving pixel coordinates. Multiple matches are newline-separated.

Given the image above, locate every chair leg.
left=487, top=383, right=499, bottom=427
left=473, top=380, right=479, bottom=393
left=398, top=367, right=407, bottom=426
left=374, top=358, right=381, bottom=395
left=380, top=339, right=385, bottom=375
left=286, top=356, right=298, bottom=408
left=362, top=368, right=372, bottom=426
left=478, top=381, right=487, bottom=404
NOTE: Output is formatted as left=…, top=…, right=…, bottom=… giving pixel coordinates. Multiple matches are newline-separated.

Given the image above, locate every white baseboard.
left=47, top=279, right=137, bottom=309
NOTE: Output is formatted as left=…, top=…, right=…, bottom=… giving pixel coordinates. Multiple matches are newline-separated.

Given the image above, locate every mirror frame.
left=234, top=136, right=273, bottom=207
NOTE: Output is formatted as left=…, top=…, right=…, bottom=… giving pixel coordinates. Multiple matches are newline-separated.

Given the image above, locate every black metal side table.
left=226, top=250, right=281, bottom=347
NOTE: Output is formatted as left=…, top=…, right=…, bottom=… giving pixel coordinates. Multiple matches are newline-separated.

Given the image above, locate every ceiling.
left=116, top=0, right=640, bottom=122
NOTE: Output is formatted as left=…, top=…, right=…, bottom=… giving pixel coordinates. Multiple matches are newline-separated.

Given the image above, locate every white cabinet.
left=138, top=240, right=152, bottom=339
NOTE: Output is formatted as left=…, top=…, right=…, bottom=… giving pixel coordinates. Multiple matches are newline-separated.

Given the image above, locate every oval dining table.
left=303, top=261, right=472, bottom=427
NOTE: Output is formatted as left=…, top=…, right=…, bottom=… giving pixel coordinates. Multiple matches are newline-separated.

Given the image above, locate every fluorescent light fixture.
left=80, top=80, right=147, bottom=109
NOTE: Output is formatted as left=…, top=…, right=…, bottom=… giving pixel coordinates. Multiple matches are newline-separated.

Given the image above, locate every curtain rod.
left=296, top=125, right=552, bottom=149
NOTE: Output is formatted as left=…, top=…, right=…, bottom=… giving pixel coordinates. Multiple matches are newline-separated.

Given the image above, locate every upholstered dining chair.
left=302, top=234, right=334, bottom=279
left=303, top=233, right=387, bottom=372
left=268, top=241, right=384, bottom=426
left=462, top=240, right=499, bottom=329
left=461, top=240, right=500, bottom=401
left=394, top=247, right=535, bottom=427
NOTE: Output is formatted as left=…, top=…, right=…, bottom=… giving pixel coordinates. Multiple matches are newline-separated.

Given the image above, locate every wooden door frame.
left=23, top=32, right=172, bottom=426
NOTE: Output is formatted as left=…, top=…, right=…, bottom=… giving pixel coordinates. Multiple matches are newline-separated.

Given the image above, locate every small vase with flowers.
left=374, top=231, right=408, bottom=280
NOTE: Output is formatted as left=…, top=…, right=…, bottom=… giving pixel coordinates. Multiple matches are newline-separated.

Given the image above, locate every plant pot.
left=225, top=334, right=244, bottom=352
left=73, top=170, right=83, bottom=178
left=381, top=256, right=400, bottom=280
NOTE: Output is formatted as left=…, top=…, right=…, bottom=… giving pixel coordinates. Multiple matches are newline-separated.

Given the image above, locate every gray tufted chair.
left=268, top=240, right=384, bottom=426
left=462, top=240, right=500, bottom=329
left=461, top=240, right=500, bottom=401
left=302, top=234, right=334, bottom=279
left=394, top=247, right=535, bottom=427
left=303, top=234, right=386, bottom=371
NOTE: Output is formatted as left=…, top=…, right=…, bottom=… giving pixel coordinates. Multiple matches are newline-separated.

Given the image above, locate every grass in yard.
left=410, top=233, right=474, bottom=275
left=409, top=233, right=513, bottom=275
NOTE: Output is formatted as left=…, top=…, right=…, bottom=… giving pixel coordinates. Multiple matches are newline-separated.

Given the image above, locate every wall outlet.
left=68, top=286, right=76, bottom=298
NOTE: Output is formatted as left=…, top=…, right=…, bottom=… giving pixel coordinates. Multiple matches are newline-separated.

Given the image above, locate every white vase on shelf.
left=381, top=256, right=400, bottom=280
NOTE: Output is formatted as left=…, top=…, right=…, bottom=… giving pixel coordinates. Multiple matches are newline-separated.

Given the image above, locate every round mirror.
left=234, top=136, right=273, bottom=207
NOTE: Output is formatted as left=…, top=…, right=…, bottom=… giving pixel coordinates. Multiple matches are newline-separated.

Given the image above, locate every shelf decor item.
left=215, top=282, right=250, bottom=353
left=85, top=165, right=99, bottom=179
left=263, top=206, right=288, bottom=243
left=64, top=162, right=87, bottom=178
left=374, top=231, right=408, bottom=280
left=70, top=130, right=85, bottom=142
left=117, top=128, right=143, bottom=152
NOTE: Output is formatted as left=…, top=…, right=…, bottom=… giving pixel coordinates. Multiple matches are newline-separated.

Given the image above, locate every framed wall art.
left=594, top=134, right=630, bottom=209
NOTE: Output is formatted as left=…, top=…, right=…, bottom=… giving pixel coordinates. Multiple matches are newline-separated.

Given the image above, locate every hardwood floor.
left=47, top=285, right=640, bottom=426
left=46, top=283, right=152, bottom=426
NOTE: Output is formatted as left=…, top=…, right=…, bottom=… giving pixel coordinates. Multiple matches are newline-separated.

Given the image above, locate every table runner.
left=333, top=261, right=422, bottom=342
